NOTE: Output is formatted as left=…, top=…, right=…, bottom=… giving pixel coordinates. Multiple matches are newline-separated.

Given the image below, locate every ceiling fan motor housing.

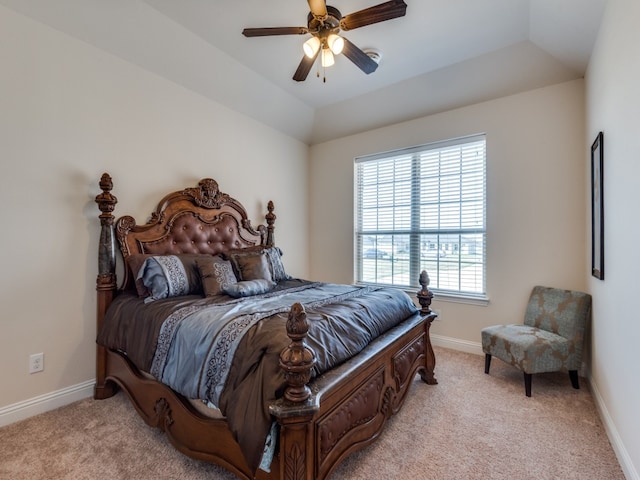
left=307, top=6, right=342, bottom=37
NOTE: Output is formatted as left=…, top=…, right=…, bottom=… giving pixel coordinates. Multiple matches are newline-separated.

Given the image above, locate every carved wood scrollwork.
left=183, top=178, right=231, bottom=209
left=115, top=216, right=136, bottom=256
left=284, top=442, right=306, bottom=480
left=393, top=335, right=426, bottom=391
left=317, top=372, right=384, bottom=462
left=96, top=273, right=116, bottom=292
left=152, top=398, right=174, bottom=431
left=380, top=385, right=396, bottom=417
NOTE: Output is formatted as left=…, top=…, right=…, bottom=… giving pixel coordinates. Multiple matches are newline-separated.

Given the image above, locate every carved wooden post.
left=280, top=302, right=316, bottom=402
left=272, top=302, right=318, bottom=480
left=416, top=270, right=438, bottom=385
left=416, top=270, right=433, bottom=315
left=265, top=200, right=276, bottom=247
left=95, top=172, right=118, bottom=399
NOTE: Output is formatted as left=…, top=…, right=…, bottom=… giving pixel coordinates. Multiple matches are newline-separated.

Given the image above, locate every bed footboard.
left=272, top=274, right=437, bottom=480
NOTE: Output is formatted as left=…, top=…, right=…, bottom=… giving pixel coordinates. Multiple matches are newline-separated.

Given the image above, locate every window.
left=355, top=134, right=486, bottom=298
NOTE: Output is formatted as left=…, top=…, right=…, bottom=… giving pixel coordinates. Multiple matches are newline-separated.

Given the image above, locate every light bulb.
left=303, top=37, right=321, bottom=58
left=327, top=34, right=344, bottom=55
left=321, top=48, right=335, bottom=67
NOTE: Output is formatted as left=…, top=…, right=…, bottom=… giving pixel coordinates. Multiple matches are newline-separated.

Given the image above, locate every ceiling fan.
left=242, top=0, right=408, bottom=82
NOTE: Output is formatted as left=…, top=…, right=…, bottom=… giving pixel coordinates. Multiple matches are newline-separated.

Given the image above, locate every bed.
left=94, top=172, right=438, bottom=480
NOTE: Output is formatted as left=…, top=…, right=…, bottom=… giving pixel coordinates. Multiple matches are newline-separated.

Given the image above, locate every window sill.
left=358, top=282, right=490, bottom=307
left=397, top=287, right=489, bottom=306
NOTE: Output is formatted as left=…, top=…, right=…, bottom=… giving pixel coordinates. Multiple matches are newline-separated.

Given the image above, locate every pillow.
left=197, top=256, right=237, bottom=297
left=263, top=246, right=289, bottom=282
left=223, top=279, right=276, bottom=298
left=135, top=254, right=206, bottom=302
left=125, top=254, right=153, bottom=297
left=226, top=246, right=289, bottom=282
left=233, top=252, right=273, bottom=282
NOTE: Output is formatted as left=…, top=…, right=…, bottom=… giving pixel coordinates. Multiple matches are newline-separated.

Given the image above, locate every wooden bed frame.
left=94, top=172, right=438, bottom=480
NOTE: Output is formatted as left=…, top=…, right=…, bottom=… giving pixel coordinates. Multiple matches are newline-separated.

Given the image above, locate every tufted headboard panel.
left=135, top=212, right=254, bottom=256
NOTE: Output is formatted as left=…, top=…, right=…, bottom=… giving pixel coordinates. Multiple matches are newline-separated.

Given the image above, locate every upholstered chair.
left=481, top=286, right=592, bottom=397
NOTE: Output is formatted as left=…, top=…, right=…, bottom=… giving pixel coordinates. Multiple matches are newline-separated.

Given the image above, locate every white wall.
left=309, top=80, right=587, bottom=349
left=586, top=0, right=640, bottom=478
left=0, top=6, right=308, bottom=415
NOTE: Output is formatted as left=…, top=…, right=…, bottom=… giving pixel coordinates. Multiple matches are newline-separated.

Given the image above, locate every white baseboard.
left=431, top=333, right=484, bottom=356
left=587, top=372, right=639, bottom=480
left=0, top=380, right=95, bottom=428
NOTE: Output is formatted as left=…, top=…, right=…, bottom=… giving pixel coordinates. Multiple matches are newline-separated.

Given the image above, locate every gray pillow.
left=129, top=253, right=207, bottom=299
left=263, top=246, right=289, bottom=282
left=138, top=255, right=190, bottom=303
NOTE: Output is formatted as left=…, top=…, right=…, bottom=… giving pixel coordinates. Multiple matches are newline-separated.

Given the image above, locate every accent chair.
left=481, top=285, right=591, bottom=397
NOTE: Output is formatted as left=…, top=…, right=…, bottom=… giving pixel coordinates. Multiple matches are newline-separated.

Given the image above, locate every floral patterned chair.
left=481, top=286, right=592, bottom=397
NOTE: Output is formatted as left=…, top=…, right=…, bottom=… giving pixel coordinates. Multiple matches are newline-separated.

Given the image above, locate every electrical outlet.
left=29, top=353, right=44, bottom=374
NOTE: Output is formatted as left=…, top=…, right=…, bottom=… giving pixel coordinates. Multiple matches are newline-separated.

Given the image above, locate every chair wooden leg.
left=484, top=354, right=491, bottom=374
left=524, top=373, right=532, bottom=397
left=569, top=370, right=580, bottom=389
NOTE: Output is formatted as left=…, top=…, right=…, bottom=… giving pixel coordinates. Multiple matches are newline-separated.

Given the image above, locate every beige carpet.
left=0, top=347, right=625, bottom=479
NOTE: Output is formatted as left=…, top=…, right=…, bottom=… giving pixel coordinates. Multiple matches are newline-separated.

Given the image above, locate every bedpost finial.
left=280, top=302, right=316, bottom=403
left=99, top=172, right=112, bottom=192
left=266, top=201, right=275, bottom=246
left=96, top=173, right=117, bottom=226
left=417, top=270, right=434, bottom=315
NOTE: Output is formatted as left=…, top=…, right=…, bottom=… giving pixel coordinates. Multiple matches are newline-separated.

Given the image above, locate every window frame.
left=354, top=134, right=487, bottom=301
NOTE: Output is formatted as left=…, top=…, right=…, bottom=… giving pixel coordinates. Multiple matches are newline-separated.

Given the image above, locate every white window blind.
left=355, top=134, right=486, bottom=297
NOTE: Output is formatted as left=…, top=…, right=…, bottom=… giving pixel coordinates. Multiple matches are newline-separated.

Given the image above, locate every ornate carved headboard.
left=95, top=173, right=276, bottom=293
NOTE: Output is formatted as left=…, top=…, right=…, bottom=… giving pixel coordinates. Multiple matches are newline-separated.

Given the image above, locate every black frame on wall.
left=591, top=131, right=604, bottom=280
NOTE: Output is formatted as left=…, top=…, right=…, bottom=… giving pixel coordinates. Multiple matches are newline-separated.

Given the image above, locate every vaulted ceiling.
left=0, top=0, right=607, bottom=144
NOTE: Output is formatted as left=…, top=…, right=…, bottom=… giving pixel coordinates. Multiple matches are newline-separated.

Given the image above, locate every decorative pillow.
left=126, top=254, right=153, bottom=297
left=223, top=279, right=276, bottom=298
left=135, top=254, right=206, bottom=302
left=233, top=252, right=273, bottom=282
left=197, top=256, right=237, bottom=297
left=226, top=246, right=289, bottom=282
left=263, top=246, right=289, bottom=282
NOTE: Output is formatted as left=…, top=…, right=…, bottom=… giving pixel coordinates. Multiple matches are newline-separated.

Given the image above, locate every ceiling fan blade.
left=242, top=27, right=308, bottom=37
left=342, top=38, right=379, bottom=74
left=293, top=51, right=320, bottom=82
left=307, top=0, right=328, bottom=18
left=340, top=0, right=407, bottom=31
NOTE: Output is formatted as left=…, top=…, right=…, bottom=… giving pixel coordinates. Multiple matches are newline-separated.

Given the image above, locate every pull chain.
left=314, top=51, right=327, bottom=83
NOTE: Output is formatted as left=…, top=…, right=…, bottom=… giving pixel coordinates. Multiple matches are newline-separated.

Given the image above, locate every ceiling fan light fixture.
left=327, top=33, right=344, bottom=55
left=321, top=47, right=335, bottom=67
left=243, top=0, right=408, bottom=82
left=303, top=36, right=321, bottom=58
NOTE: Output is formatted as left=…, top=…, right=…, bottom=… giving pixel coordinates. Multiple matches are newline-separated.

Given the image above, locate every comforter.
left=97, top=279, right=419, bottom=472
